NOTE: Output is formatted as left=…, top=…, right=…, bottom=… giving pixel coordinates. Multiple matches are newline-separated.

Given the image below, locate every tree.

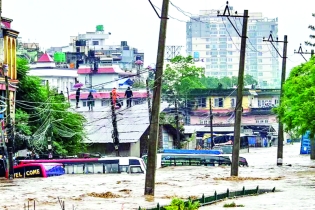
left=274, top=57, right=315, bottom=159
left=15, top=58, right=86, bottom=155
left=244, top=74, right=257, bottom=86
left=200, top=75, right=256, bottom=89
left=305, top=13, right=315, bottom=47
left=162, top=55, right=205, bottom=102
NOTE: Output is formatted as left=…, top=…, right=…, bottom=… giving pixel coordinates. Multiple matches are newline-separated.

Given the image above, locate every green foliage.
left=199, top=75, right=256, bottom=89
left=15, top=58, right=86, bottom=155
left=274, top=57, right=315, bottom=138
left=164, top=198, right=200, bottom=210
left=162, top=55, right=205, bottom=102
left=305, top=13, right=315, bottom=47
left=223, top=202, right=244, bottom=208
left=132, top=81, right=146, bottom=89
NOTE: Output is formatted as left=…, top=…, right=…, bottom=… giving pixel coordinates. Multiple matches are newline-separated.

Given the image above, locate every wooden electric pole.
left=175, top=98, right=180, bottom=148
left=144, top=0, right=169, bottom=196
left=264, top=34, right=288, bottom=166
left=218, top=4, right=249, bottom=176
left=209, top=98, right=214, bottom=149
left=146, top=78, right=151, bottom=121
left=110, top=92, right=119, bottom=157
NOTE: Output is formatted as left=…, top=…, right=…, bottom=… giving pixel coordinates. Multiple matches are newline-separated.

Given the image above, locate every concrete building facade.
left=186, top=8, right=280, bottom=88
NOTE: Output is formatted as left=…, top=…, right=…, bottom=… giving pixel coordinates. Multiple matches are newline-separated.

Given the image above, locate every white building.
left=28, top=53, right=78, bottom=94
left=186, top=8, right=280, bottom=88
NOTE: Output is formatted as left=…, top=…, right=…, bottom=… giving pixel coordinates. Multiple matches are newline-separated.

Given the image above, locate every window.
left=206, top=38, right=210, bottom=42
left=206, top=45, right=210, bottom=48
left=258, top=52, right=263, bottom=56
left=228, top=44, right=232, bottom=48
left=198, top=98, right=206, bottom=108
left=255, top=119, right=268, bottom=123
left=220, top=65, right=226, bottom=69
left=211, top=58, right=218, bottom=62
left=228, top=58, right=232, bottom=62
left=206, top=51, right=211, bottom=55
left=206, top=58, right=211, bottom=62
left=214, top=98, right=224, bottom=107
left=258, top=59, right=262, bottom=63
left=92, top=41, right=99, bottom=45
left=230, top=98, right=236, bottom=107
left=228, top=65, right=233, bottom=69
left=228, top=51, right=233, bottom=55
left=200, top=120, right=210, bottom=124
left=219, top=51, right=227, bottom=56
left=220, top=57, right=227, bottom=62
left=258, top=99, right=272, bottom=107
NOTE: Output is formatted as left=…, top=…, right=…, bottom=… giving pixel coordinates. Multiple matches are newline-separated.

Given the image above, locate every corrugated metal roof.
left=81, top=102, right=169, bottom=144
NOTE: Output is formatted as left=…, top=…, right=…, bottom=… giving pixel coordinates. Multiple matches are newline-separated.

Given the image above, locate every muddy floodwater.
left=1, top=144, right=315, bottom=210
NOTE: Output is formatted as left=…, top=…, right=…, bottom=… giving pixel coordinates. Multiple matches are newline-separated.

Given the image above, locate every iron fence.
left=138, top=186, right=276, bottom=210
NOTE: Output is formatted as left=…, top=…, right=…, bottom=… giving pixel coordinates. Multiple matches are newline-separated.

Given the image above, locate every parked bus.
left=142, top=154, right=248, bottom=169
left=19, top=157, right=146, bottom=174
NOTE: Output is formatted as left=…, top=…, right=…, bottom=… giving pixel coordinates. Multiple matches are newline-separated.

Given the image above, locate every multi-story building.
left=188, top=88, right=280, bottom=125
left=0, top=17, right=19, bottom=122
left=28, top=53, right=78, bottom=94
left=47, top=25, right=145, bottom=73
left=186, top=8, right=280, bottom=88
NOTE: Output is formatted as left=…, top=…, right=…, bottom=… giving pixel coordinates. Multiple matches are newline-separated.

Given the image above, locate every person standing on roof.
left=111, top=87, right=118, bottom=107
left=75, top=88, right=80, bottom=108
left=87, top=91, right=94, bottom=111
left=125, top=86, right=133, bottom=108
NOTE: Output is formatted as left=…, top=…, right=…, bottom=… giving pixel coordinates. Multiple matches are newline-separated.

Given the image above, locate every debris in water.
left=87, top=192, right=121, bottom=198
left=156, top=182, right=168, bottom=185
left=214, top=176, right=284, bottom=181
left=119, top=189, right=132, bottom=194
left=145, top=195, right=154, bottom=202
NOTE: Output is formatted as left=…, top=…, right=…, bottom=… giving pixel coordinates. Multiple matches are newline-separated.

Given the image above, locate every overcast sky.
left=3, top=0, right=315, bottom=72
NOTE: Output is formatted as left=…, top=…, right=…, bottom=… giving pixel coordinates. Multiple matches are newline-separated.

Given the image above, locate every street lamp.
left=3, top=64, right=14, bottom=180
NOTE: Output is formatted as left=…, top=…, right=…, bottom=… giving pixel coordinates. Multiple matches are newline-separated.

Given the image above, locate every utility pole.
left=263, top=33, right=288, bottom=166
left=3, top=64, right=14, bottom=180
left=145, top=0, right=169, bottom=196
left=218, top=3, right=249, bottom=176
left=294, top=44, right=314, bottom=61
left=110, top=92, right=119, bottom=157
left=146, top=78, right=151, bottom=121
left=174, top=98, right=180, bottom=148
left=47, top=124, right=53, bottom=159
left=209, top=98, right=214, bottom=149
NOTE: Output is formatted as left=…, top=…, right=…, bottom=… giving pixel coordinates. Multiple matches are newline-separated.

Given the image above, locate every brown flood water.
left=0, top=144, right=315, bottom=210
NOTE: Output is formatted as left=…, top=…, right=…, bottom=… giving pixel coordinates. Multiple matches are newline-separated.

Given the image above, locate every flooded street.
left=1, top=143, right=315, bottom=210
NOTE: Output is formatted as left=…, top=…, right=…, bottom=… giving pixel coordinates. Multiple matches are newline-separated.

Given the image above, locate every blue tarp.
left=162, top=149, right=221, bottom=155
left=119, top=78, right=134, bottom=86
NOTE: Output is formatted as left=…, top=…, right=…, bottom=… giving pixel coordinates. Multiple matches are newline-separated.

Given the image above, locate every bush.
left=164, top=198, right=200, bottom=210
